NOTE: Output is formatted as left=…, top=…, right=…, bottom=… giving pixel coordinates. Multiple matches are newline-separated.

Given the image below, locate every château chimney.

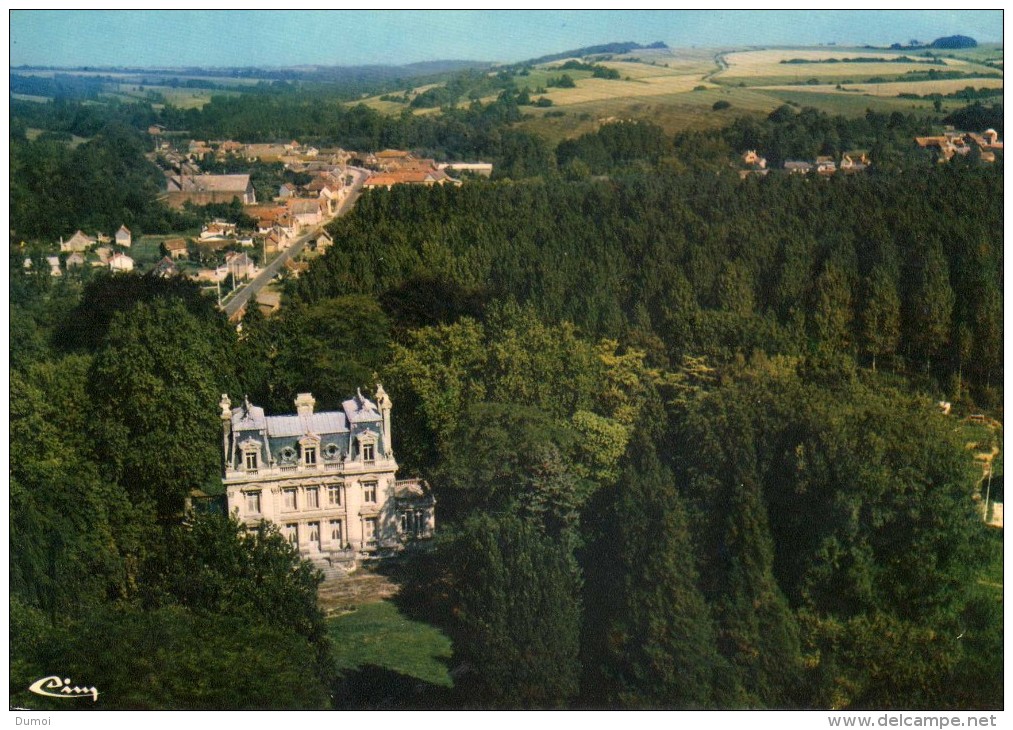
left=295, top=393, right=315, bottom=417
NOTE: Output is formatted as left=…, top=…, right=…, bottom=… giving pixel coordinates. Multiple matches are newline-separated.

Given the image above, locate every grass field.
left=759, top=77, right=1004, bottom=97
left=765, top=89, right=947, bottom=116
left=328, top=600, right=453, bottom=687
left=131, top=237, right=170, bottom=267
left=105, top=83, right=233, bottom=109
left=716, top=48, right=991, bottom=87
left=355, top=44, right=1001, bottom=143
left=24, top=127, right=92, bottom=148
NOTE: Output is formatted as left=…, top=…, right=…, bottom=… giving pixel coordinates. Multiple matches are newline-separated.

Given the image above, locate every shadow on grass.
left=370, top=547, right=458, bottom=632
left=332, top=664, right=457, bottom=709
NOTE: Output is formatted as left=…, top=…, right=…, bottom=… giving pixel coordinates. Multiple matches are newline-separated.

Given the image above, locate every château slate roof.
left=343, top=392, right=381, bottom=423
left=231, top=393, right=380, bottom=439
left=265, top=412, right=349, bottom=438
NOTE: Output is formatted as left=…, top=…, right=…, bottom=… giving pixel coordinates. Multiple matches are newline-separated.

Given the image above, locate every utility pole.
left=983, top=461, right=994, bottom=524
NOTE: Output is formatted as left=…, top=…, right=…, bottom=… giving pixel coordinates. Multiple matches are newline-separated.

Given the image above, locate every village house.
left=46, top=256, right=62, bottom=277
left=165, top=174, right=256, bottom=208
left=164, top=238, right=189, bottom=260
left=218, top=140, right=244, bottom=155
left=255, top=289, right=282, bottom=317
left=363, top=168, right=460, bottom=191
left=94, top=246, right=113, bottom=264
left=66, top=252, right=86, bottom=269
left=840, top=152, right=870, bottom=173
left=225, top=251, right=256, bottom=282
left=284, top=257, right=310, bottom=278
left=200, top=219, right=238, bottom=241
left=219, top=387, right=435, bottom=566
left=242, top=143, right=290, bottom=162
left=742, top=150, right=767, bottom=169
left=436, top=162, right=494, bottom=177
left=915, top=128, right=1002, bottom=163
left=109, top=252, right=135, bottom=273
left=287, top=198, right=323, bottom=228
left=193, top=266, right=229, bottom=283
left=815, top=156, right=837, bottom=175
left=152, top=256, right=180, bottom=278
left=60, top=230, right=97, bottom=253
left=115, top=225, right=132, bottom=248
left=312, top=230, right=333, bottom=254
left=783, top=160, right=814, bottom=174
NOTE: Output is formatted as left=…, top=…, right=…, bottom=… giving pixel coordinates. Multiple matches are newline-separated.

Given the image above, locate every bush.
left=712, top=100, right=732, bottom=111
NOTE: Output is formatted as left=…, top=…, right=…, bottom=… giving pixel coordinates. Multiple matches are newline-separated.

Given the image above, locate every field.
left=765, top=89, right=948, bottom=116
left=17, top=42, right=1002, bottom=144
left=25, top=127, right=91, bottom=148
left=328, top=600, right=453, bottom=687
left=354, top=43, right=1001, bottom=143
left=760, top=77, right=1004, bottom=97
left=131, top=236, right=172, bottom=267
left=716, top=48, right=996, bottom=87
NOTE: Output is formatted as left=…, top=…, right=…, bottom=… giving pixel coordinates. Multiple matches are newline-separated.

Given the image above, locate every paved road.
left=223, top=167, right=369, bottom=320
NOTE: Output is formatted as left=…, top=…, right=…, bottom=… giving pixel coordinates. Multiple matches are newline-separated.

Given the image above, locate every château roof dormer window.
left=300, top=434, right=321, bottom=467
left=239, top=437, right=262, bottom=473
left=356, top=430, right=379, bottom=464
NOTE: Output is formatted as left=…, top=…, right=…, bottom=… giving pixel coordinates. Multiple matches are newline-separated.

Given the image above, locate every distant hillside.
left=931, top=35, right=977, bottom=49
left=525, top=41, right=668, bottom=65
left=11, top=60, right=492, bottom=86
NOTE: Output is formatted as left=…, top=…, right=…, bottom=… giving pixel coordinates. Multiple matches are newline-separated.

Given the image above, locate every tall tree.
left=594, top=432, right=729, bottom=708
left=904, top=241, right=954, bottom=374
left=87, top=299, right=238, bottom=519
left=809, top=263, right=854, bottom=354
left=714, top=474, right=802, bottom=707
left=860, top=266, right=901, bottom=371
left=442, top=512, right=581, bottom=708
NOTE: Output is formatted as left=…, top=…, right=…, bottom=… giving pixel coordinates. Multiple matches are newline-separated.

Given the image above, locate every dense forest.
left=9, top=88, right=1003, bottom=709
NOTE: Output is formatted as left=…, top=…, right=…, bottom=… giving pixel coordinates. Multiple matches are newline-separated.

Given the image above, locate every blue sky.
left=10, top=10, right=1003, bottom=68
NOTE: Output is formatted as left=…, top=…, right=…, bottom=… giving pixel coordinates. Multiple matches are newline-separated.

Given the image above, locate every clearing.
left=322, top=566, right=454, bottom=690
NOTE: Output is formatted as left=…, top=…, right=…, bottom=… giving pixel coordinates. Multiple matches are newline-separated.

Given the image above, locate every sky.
left=9, top=10, right=1004, bottom=68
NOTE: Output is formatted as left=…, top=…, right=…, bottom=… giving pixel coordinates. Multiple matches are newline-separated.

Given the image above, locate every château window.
left=245, top=451, right=258, bottom=471
left=284, top=523, right=298, bottom=546
left=363, top=482, right=377, bottom=503
left=364, top=517, right=378, bottom=544
left=330, top=519, right=343, bottom=544
left=327, top=485, right=341, bottom=506
left=306, top=487, right=319, bottom=509
left=308, top=522, right=320, bottom=546
left=304, top=446, right=317, bottom=466
left=283, top=489, right=297, bottom=511
left=362, top=443, right=375, bottom=463
left=245, top=491, right=261, bottom=515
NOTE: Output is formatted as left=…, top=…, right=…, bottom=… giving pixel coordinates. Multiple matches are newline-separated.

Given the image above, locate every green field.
left=766, top=89, right=946, bottom=115
left=131, top=236, right=171, bottom=267
left=357, top=44, right=1001, bottom=143
left=24, top=127, right=92, bottom=148
left=328, top=600, right=453, bottom=687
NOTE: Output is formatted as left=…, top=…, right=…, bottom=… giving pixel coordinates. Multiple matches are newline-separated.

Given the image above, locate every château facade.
left=220, top=386, right=434, bottom=562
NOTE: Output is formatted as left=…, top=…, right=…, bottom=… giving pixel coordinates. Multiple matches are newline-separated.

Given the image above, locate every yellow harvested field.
left=599, top=57, right=716, bottom=78
left=759, top=77, right=1004, bottom=96
left=542, top=74, right=708, bottom=106
left=718, top=48, right=975, bottom=82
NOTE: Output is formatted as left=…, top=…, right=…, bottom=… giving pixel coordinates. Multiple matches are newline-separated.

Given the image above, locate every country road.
left=222, top=167, right=369, bottom=320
